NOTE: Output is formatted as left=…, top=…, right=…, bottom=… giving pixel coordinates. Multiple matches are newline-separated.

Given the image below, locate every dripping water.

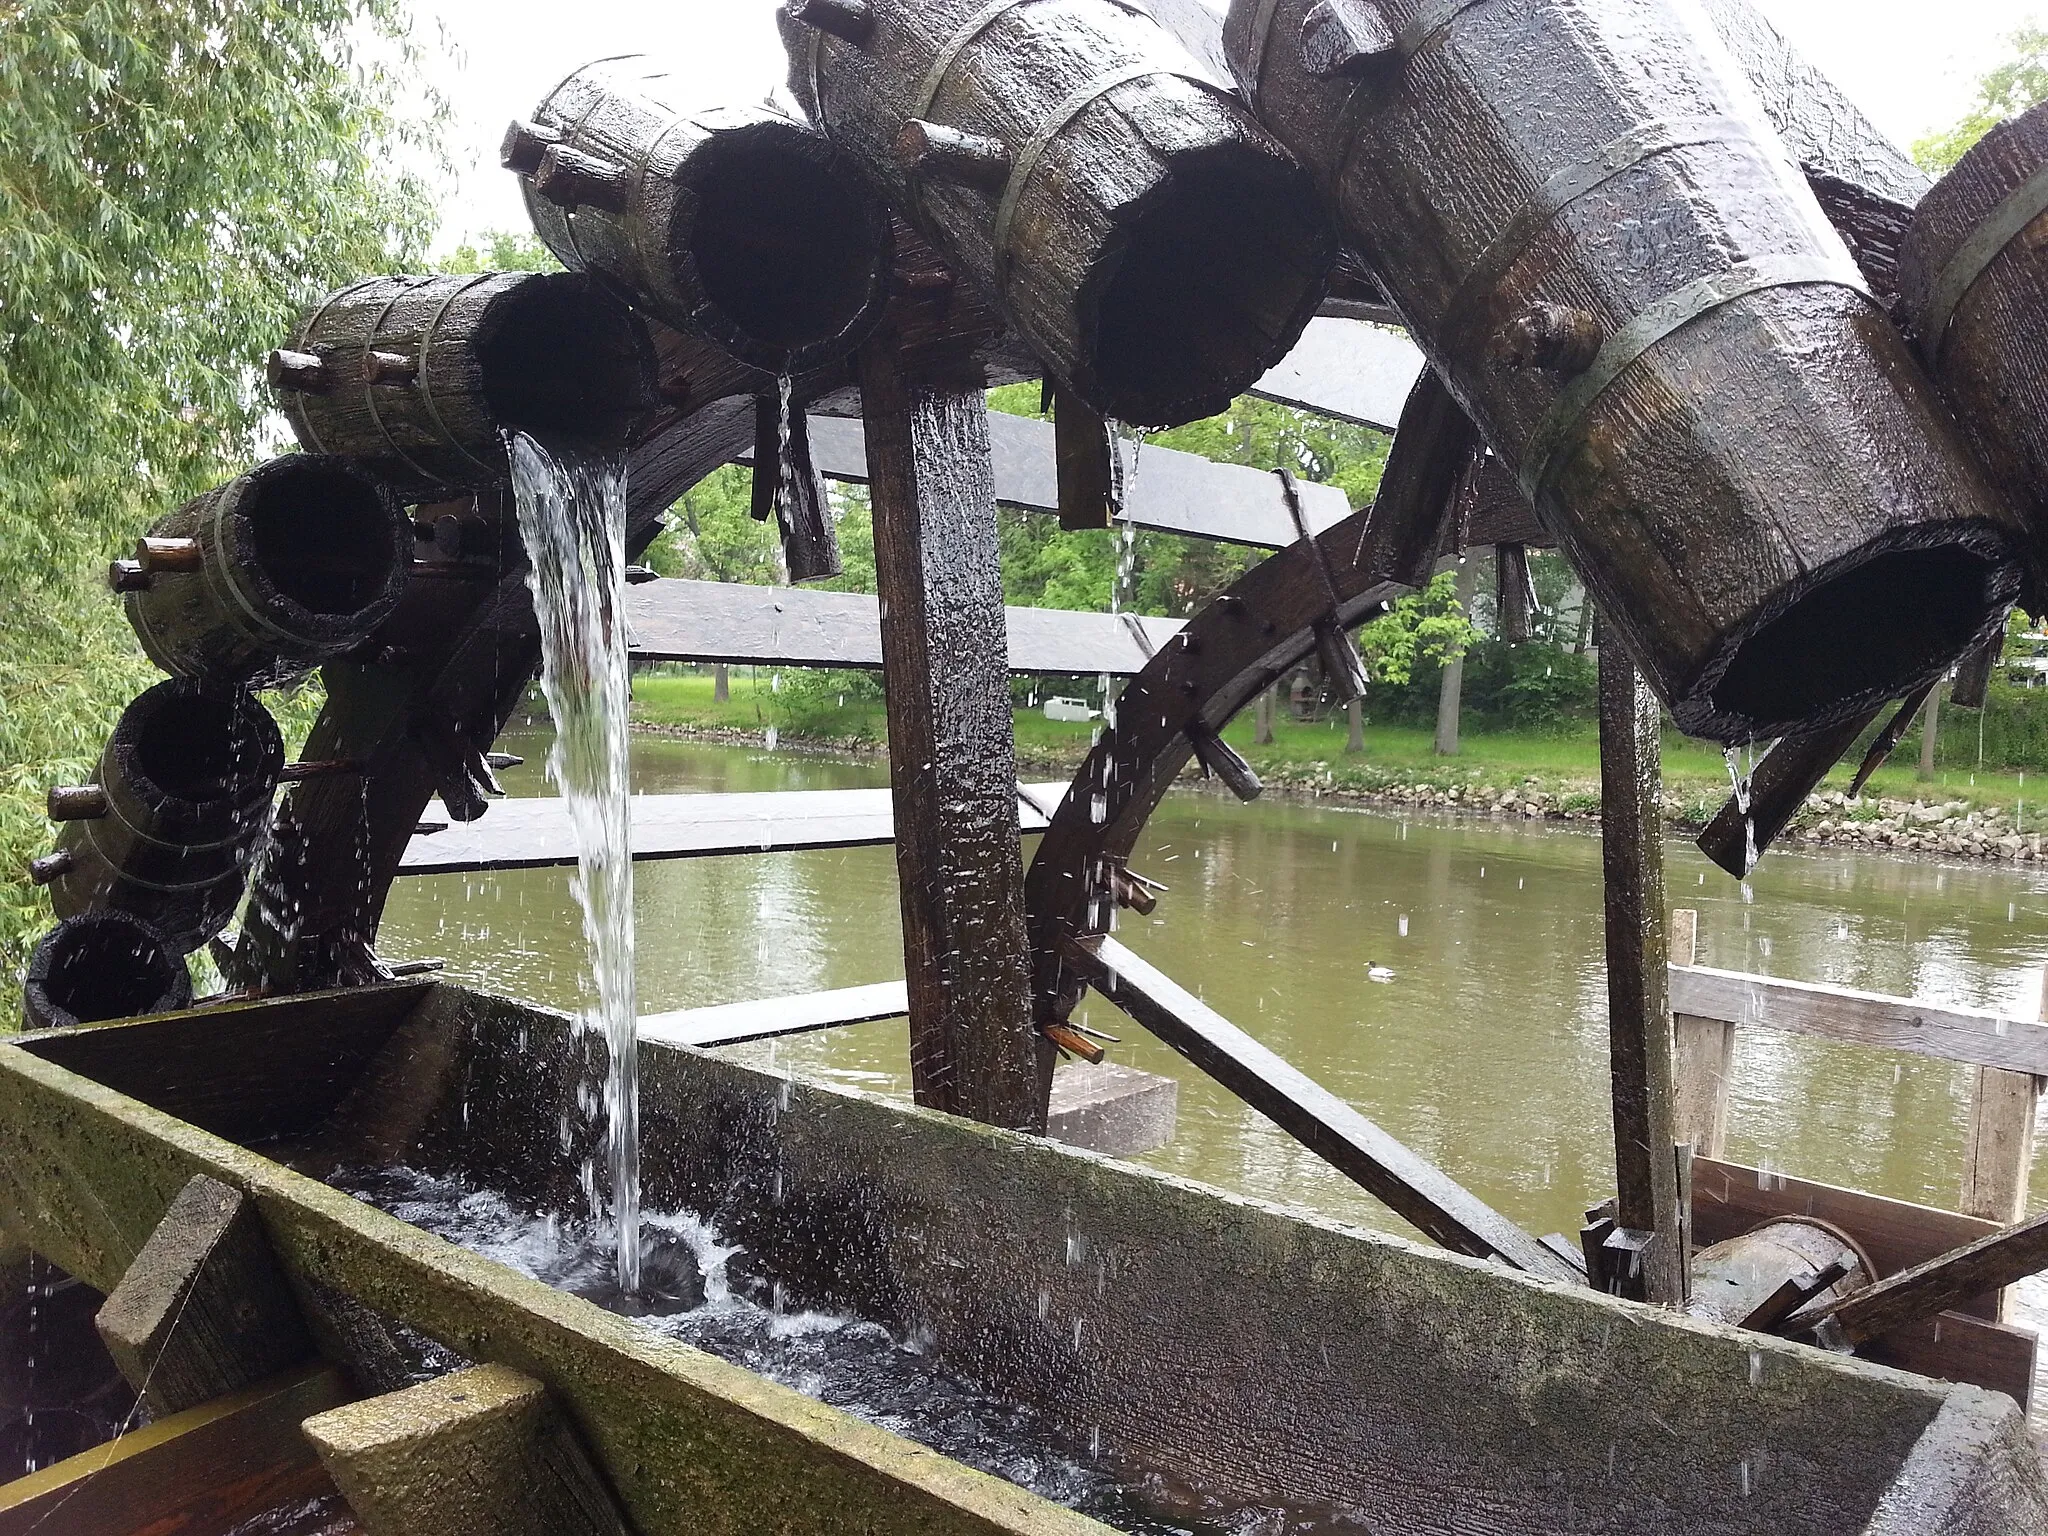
left=509, top=431, right=641, bottom=1295
left=772, top=375, right=796, bottom=585
left=1097, top=421, right=1148, bottom=733
left=1724, top=743, right=1757, bottom=875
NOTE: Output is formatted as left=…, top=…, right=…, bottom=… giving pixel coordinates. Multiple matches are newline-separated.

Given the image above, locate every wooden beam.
left=1668, top=909, right=1735, bottom=1160
left=1597, top=645, right=1687, bottom=1305
left=639, top=982, right=909, bottom=1050
left=859, top=339, right=1046, bottom=1132
left=624, top=579, right=1183, bottom=674
left=95, top=1175, right=317, bottom=1416
left=751, top=408, right=1355, bottom=547
left=1666, top=966, right=2048, bottom=1076
left=398, top=783, right=1069, bottom=877
left=1063, top=934, right=1580, bottom=1282
left=1961, top=968, right=2046, bottom=1225
left=305, top=1363, right=630, bottom=1536
left=0, top=1365, right=350, bottom=1536
left=1794, top=1207, right=2048, bottom=1346
left=1696, top=711, right=1876, bottom=877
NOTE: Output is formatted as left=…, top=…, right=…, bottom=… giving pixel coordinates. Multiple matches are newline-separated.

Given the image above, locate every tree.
left=1915, top=26, right=2048, bottom=172
left=0, top=0, right=443, bottom=984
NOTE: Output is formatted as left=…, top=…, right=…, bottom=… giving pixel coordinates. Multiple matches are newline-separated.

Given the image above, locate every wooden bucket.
left=269, top=273, right=658, bottom=499
left=117, top=456, right=410, bottom=690
left=781, top=0, right=1334, bottom=428
left=1899, top=101, right=2048, bottom=607
left=21, top=913, right=191, bottom=1032
left=506, top=59, right=894, bottom=377
left=1226, top=0, right=2026, bottom=743
left=39, top=682, right=281, bottom=953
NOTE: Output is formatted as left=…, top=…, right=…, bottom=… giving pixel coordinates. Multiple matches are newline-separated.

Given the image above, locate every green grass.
left=630, top=668, right=2048, bottom=824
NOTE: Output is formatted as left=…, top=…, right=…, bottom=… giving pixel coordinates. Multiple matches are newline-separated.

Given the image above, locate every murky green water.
left=380, top=730, right=2048, bottom=1248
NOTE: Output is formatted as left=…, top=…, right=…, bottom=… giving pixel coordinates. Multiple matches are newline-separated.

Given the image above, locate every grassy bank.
left=630, top=669, right=2048, bottom=829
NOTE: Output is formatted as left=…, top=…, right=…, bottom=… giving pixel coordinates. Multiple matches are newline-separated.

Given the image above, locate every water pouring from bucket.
left=509, top=431, right=641, bottom=1294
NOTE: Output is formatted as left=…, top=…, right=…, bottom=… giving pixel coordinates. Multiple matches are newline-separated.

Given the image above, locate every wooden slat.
left=1800, top=1207, right=2048, bottom=1346
left=1245, top=316, right=1425, bottom=432
left=1667, top=966, right=2048, bottom=1075
left=1861, top=1308, right=2038, bottom=1411
left=625, top=580, right=1183, bottom=675
left=398, top=783, right=1069, bottom=877
left=0, top=1364, right=351, bottom=1536
left=1065, top=935, right=1581, bottom=1282
left=639, top=982, right=910, bottom=1050
left=1690, top=1156, right=2004, bottom=1320
left=747, top=409, right=1355, bottom=548
left=1963, top=969, right=2047, bottom=1225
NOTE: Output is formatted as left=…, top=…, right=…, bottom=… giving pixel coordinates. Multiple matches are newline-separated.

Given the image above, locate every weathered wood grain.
left=513, top=61, right=890, bottom=375
left=96, top=1175, right=316, bottom=1415
left=1696, top=709, right=1879, bottom=877
left=1065, top=935, right=1580, bottom=1281
left=785, top=0, right=1331, bottom=426
left=1598, top=645, right=1686, bottom=1303
left=1228, top=0, right=2024, bottom=744
left=1798, top=1208, right=2048, bottom=1346
left=860, top=339, right=1047, bottom=1131
left=1667, top=966, right=2048, bottom=1076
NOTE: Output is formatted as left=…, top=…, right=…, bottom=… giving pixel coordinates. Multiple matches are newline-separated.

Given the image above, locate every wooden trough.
left=2, top=982, right=2046, bottom=1534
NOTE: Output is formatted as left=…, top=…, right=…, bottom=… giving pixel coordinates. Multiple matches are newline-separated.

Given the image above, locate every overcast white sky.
left=417, top=0, right=2044, bottom=249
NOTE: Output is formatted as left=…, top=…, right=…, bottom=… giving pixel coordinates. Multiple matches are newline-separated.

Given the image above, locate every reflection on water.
left=380, top=731, right=2048, bottom=1247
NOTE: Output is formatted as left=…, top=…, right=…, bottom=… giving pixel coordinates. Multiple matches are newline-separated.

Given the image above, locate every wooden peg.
left=108, top=558, right=152, bottom=593
left=28, top=849, right=75, bottom=886
left=135, top=536, right=204, bottom=574
left=366, top=349, right=421, bottom=387
left=96, top=1174, right=317, bottom=1415
left=1044, top=1022, right=1108, bottom=1064
left=1313, top=621, right=1371, bottom=706
left=46, top=784, right=109, bottom=822
left=1299, top=0, right=1398, bottom=79
left=1188, top=724, right=1263, bottom=802
left=1053, top=386, right=1116, bottom=531
left=894, top=119, right=1013, bottom=190
left=265, top=348, right=331, bottom=394
left=792, top=0, right=875, bottom=45
left=500, top=117, right=562, bottom=174
left=533, top=144, right=631, bottom=214
left=277, top=758, right=367, bottom=784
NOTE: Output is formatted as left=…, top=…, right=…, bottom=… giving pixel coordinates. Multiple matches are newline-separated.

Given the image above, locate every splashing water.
left=510, top=431, right=641, bottom=1295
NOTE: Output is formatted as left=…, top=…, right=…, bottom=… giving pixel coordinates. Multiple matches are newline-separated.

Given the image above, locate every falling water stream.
left=509, top=431, right=641, bottom=1295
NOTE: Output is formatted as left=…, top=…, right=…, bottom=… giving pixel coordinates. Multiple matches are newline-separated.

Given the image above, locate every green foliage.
left=0, top=0, right=443, bottom=984
left=1914, top=26, right=2048, bottom=171
left=439, top=230, right=561, bottom=274
left=1355, top=572, right=1476, bottom=688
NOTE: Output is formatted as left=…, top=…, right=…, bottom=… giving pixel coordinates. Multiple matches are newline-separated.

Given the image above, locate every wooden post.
left=859, top=338, right=1049, bottom=1132
left=1434, top=562, right=1477, bottom=756
left=1345, top=696, right=1365, bottom=755
left=1598, top=644, right=1687, bottom=1304
left=1668, top=908, right=1736, bottom=1160
left=95, top=1175, right=316, bottom=1416
left=303, top=1364, right=631, bottom=1536
left=1961, top=966, right=2046, bottom=1228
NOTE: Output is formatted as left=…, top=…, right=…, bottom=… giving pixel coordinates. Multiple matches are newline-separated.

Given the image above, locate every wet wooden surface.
left=625, top=578, right=1183, bottom=675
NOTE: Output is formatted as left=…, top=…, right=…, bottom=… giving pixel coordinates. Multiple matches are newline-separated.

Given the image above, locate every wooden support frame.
left=859, top=338, right=1048, bottom=1132
left=1668, top=908, right=1736, bottom=1160
left=95, top=1173, right=317, bottom=1416
left=1063, top=935, right=1581, bottom=1282
left=305, top=1363, right=631, bottom=1536
left=0, top=1364, right=350, bottom=1536
left=1597, top=645, right=1687, bottom=1305
left=1961, top=969, right=2046, bottom=1225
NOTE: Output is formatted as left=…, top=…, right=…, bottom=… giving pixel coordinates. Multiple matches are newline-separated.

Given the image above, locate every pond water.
left=379, top=728, right=2048, bottom=1252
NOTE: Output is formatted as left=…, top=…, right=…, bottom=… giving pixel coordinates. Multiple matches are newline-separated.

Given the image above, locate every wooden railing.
left=1666, top=909, right=2047, bottom=1224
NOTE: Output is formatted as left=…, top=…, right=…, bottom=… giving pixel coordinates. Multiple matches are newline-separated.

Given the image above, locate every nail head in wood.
left=893, top=119, right=1013, bottom=190
left=533, top=144, right=632, bottom=214
left=46, top=784, right=109, bottom=822
left=1492, top=303, right=1604, bottom=376
left=792, top=0, right=875, bottom=46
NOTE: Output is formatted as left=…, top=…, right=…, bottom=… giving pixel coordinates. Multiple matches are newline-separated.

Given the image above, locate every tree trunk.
left=1436, top=563, right=1479, bottom=756
left=712, top=664, right=730, bottom=703
left=1346, top=697, right=1365, bottom=755
left=1254, top=685, right=1276, bottom=746
left=1920, top=683, right=1944, bottom=780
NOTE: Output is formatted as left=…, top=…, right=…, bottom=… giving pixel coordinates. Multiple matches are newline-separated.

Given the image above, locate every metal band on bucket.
left=1518, top=256, right=1874, bottom=501
left=1922, top=161, right=2048, bottom=365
